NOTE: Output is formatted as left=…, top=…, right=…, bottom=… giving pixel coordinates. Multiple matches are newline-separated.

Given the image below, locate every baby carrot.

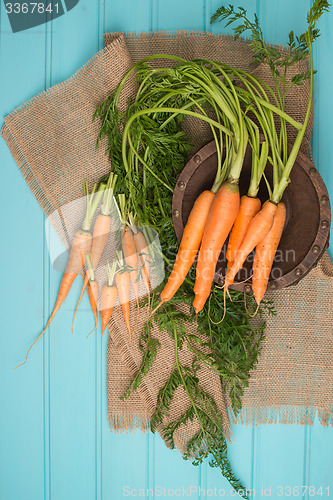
left=129, top=213, right=151, bottom=297
left=72, top=173, right=117, bottom=332
left=115, top=252, right=131, bottom=341
left=119, top=196, right=139, bottom=307
left=85, top=254, right=99, bottom=337
left=100, top=260, right=118, bottom=336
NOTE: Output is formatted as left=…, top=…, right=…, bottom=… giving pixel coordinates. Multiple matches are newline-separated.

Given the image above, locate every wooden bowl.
left=172, top=141, right=331, bottom=292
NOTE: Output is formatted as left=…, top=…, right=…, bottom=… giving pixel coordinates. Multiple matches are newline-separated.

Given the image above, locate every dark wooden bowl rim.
left=172, top=140, right=331, bottom=292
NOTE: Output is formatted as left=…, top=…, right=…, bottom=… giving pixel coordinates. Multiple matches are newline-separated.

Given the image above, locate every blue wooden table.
left=1, top=1, right=332, bottom=499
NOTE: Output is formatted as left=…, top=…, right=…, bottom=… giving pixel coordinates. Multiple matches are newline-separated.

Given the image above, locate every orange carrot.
left=73, top=214, right=111, bottom=327
left=72, top=173, right=117, bottom=332
left=161, top=190, right=215, bottom=304
left=85, top=254, right=99, bottom=337
left=225, top=200, right=278, bottom=289
left=90, top=214, right=112, bottom=268
left=15, top=181, right=104, bottom=368
left=118, top=195, right=139, bottom=306
left=134, top=230, right=150, bottom=294
left=115, top=253, right=131, bottom=341
left=252, top=202, right=286, bottom=305
left=129, top=214, right=151, bottom=297
left=121, top=225, right=139, bottom=306
left=193, top=182, right=240, bottom=314
left=100, top=260, right=118, bottom=336
left=225, top=137, right=268, bottom=270
left=226, top=195, right=262, bottom=266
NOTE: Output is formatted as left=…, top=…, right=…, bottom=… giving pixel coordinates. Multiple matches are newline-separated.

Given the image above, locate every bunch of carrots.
left=16, top=180, right=152, bottom=367
left=104, top=0, right=326, bottom=318
left=154, top=50, right=309, bottom=314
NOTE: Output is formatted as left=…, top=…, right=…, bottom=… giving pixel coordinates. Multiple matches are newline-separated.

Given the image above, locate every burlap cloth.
left=2, top=33, right=332, bottom=457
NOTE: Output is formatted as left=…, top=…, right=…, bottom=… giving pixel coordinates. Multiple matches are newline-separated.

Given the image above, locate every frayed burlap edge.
left=230, top=405, right=333, bottom=428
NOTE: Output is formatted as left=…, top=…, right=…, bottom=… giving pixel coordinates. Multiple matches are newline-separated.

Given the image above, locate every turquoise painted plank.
left=260, top=0, right=310, bottom=44
left=206, top=1, right=258, bottom=495
left=0, top=6, right=46, bottom=500
left=156, top=0, right=205, bottom=32
left=51, top=0, right=102, bottom=84
left=253, top=1, right=310, bottom=495
left=0, top=145, right=45, bottom=500
left=312, top=7, right=333, bottom=261
left=101, top=429, right=149, bottom=498
left=102, top=1, right=152, bottom=498
left=310, top=7, right=333, bottom=492
left=152, top=433, right=201, bottom=496
left=47, top=2, right=100, bottom=500
left=104, top=0, right=152, bottom=34
left=253, top=424, right=307, bottom=494
left=309, top=418, right=333, bottom=490
left=100, top=321, right=151, bottom=498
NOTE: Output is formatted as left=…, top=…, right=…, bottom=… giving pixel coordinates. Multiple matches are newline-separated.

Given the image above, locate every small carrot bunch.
left=16, top=180, right=105, bottom=367
left=72, top=172, right=117, bottom=333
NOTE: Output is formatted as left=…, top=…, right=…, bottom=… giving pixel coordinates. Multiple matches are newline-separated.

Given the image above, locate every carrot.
left=252, top=202, right=286, bottom=305
left=129, top=213, right=151, bottom=297
left=226, top=195, right=262, bottom=266
left=118, top=196, right=140, bottom=307
left=100, top=260, right=118, bottom=336
left=115, top=252, right=131, bottom=341
left=161, top=190, right=215, bottom=304
left=224, top=200, right=278, bottom=289
left=193, top=182, right=240, bottom=314
left=72, top=173, right=117, bottom=332
left=15, top=181, right=104, bottom=368
left=134, top=230, right=150, bottom=294
left=225, top=133, right=268, bottom=269
left=86, top=254, right=99, bottom=337
left=121, top=226, right=139, bottom=304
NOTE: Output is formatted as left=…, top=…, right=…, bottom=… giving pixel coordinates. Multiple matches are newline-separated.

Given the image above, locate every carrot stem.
left=101, top=172, right=117, bottom=216
left=85, top=254, right=95, bottom=282
left=106, top=260, right=117, bottom=287
left=271, top=39, right=314, bottom=203
left=82, top=181, right=105, bottom=232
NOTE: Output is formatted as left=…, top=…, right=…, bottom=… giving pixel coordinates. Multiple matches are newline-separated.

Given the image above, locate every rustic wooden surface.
left=1, top=1, right=333, bottom=499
